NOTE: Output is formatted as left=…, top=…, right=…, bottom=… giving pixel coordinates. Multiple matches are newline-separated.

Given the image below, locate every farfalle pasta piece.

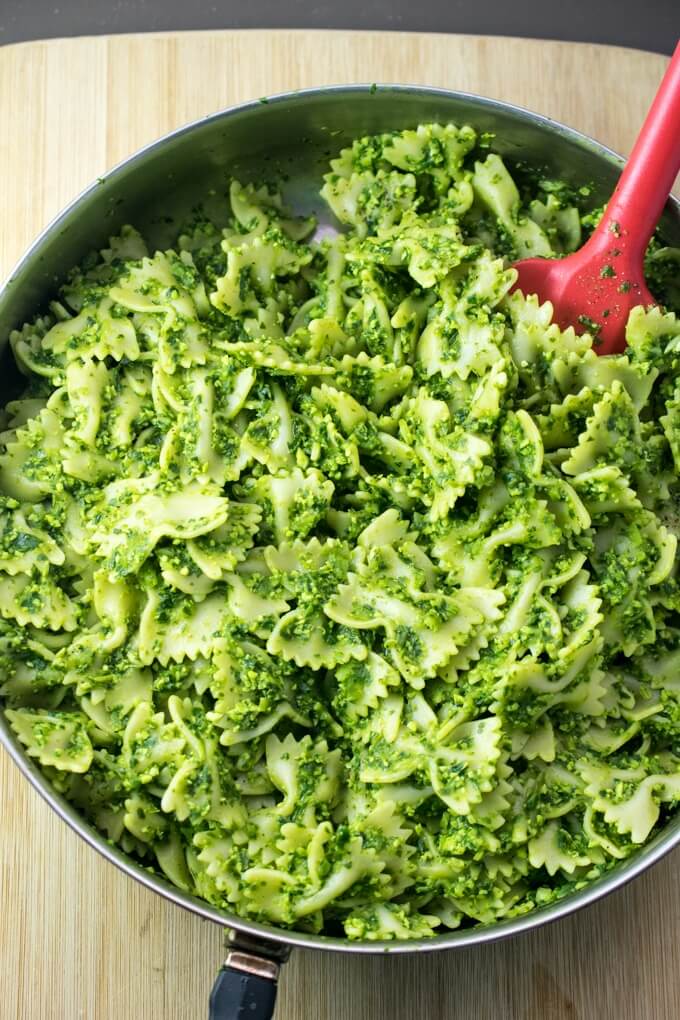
left=344, top=902, right=440, bottom=941
left=185, top=502, right=261, bottom=579
left=331, top=652, right=401, bottom=723
left=0, top=572, right=80, bottom=631
left=416, top=259, right=512, bottom=381
left=6, top=707, right=93, bottom=772
left=42, top=296, right=140, bottom=364
left=0, top=500, right=65, bottom=576
left=504, top=290, right=589, bottom=382
left=528, top=193, right=581, bottom=254
left=561, top=380, right=642, bottom=477
left=397, top=390, right=493, bottom=518
left=266, top=732, right=342, bottom=824
left=207, top=636, right=311, bottom=746
left=624, top=303, right=680, bottom=364
left=581, top=759, right=680, bottom=844
left=332, top=352, right=413, bottom=413
left=90, top=474, right=230, bottom=579
left=383, top=122, right=476, bottom=179
left=351, top=215, right=472, bottom=289
left=245, top=468, right=334, bottom=544
left=0, top=405, right=66, bottom=501
left=326, top=565, right=496, bottom=685
left=472, top=153, right=552, bottom=259
left=321, top=163, right=416, bottom=240
left=527, top=820, right=594, bottom=876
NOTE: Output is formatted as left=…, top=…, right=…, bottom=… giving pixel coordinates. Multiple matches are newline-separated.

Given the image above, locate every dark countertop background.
left=0, top=0, right=677, bottom=54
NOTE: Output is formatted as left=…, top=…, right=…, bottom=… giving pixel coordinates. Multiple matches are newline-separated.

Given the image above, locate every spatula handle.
left=209, top=950, right=279, bottom=1020
left=595, top=40, right=680, bottom=261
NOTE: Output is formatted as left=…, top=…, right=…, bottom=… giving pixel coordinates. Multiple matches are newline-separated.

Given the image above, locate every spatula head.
left=513, top=237, right=656, bottom=355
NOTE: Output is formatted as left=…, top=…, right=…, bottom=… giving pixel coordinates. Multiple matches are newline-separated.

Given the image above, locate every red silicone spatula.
left=512, top=40, right=680, bottom=355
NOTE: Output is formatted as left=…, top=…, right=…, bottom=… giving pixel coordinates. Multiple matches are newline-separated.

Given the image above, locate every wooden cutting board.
left=0, top=30, right=677, bottom=1020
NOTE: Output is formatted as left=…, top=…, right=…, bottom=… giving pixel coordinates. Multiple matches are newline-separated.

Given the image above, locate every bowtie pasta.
left=2, top=123, right=680, bottom=941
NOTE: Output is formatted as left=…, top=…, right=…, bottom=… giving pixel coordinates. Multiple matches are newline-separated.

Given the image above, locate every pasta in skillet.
left=2, top=123, right=680, bottom=940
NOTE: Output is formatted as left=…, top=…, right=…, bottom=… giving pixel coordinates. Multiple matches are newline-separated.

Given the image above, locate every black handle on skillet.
left=209, top=936, right=284, bottom=1020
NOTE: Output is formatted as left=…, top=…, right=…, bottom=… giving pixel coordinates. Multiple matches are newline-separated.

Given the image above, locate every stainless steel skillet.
left=1, top=84, right=680, bottom=1020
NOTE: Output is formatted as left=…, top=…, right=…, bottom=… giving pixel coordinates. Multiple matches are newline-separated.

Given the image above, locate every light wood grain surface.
left=0, top=29, right=677, bottom=1020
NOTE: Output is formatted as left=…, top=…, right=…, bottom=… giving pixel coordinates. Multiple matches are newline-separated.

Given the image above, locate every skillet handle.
left=209, top=949, right=279, bottom=1020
